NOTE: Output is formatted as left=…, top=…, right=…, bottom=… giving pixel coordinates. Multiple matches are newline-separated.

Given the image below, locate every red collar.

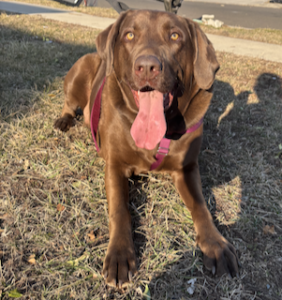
left=90, top=78, right=203, bottom=171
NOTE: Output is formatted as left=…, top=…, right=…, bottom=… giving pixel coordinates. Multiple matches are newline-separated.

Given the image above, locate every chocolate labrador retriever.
left=54, top=10, right=239, bottom=288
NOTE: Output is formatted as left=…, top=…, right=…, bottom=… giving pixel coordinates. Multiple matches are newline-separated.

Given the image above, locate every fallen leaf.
left=72, top=181, right=81, bottom=188
left=8, top=289, right=23, bottom=298
left=57, top=203, right=65, bottom=212
left=87, top=231, right=95, bottom=242
left=263, top=225, right=277, bottom=235
left=28, top=254, right=36, bottom=265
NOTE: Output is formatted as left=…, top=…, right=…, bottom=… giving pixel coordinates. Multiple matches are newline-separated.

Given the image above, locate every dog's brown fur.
left=55, top=10, right=239, bottom=288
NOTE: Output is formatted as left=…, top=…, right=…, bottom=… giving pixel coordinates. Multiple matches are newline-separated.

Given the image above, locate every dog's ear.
left=96, top=11, right=129, bottom=76
left=187, top=20, right=219, bottom=90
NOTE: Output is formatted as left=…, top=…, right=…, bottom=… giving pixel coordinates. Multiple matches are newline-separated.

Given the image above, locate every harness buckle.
left=157, top=146, right=169, bottom=156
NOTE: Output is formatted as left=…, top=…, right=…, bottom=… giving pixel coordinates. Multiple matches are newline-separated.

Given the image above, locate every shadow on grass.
left=146, top=74, right=282, bottom=299
left=0, top=22, right=95, bottom=121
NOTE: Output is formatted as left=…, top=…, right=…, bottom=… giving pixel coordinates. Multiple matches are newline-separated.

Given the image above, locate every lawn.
left=0, top=12, right=282, bottom=300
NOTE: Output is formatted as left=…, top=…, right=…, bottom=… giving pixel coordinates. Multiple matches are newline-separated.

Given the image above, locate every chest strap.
left=150, top=117, right=203, bottom=170
left=90, top=78, right=203, bottom=171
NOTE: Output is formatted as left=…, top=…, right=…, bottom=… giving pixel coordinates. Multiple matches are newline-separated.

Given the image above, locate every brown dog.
left=54, top=10, right=239, bottom=288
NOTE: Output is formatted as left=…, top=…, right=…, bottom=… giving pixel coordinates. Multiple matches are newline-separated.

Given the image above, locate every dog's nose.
left=134, top=55, right=162, bottom=80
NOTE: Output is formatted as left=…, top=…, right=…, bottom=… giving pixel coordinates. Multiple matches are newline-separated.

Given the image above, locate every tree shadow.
left=147, top=74, right=282, bottom=299
left=0, top=23, right=95, bottom=122
left=129, top=175, right=149, bottom=261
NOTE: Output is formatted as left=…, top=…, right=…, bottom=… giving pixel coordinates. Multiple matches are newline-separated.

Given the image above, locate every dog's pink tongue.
left=130, top=90, right=166, bottom=150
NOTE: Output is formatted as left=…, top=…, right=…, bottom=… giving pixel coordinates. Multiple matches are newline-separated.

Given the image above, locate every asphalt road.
left=95, top=0, right=282, bottom=29
left=0, top=1, right=66, bottom=13
left=1, top=0, right=282, bottom=30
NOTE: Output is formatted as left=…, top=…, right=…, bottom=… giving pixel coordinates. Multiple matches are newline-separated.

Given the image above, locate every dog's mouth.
left=132, top=87, right=174, bottom=111
left=130, top=87, right=174, bottom=151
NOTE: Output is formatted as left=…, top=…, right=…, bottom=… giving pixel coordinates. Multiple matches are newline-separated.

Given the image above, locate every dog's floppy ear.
left=187, top=20, right=219, bottom=90
left=96, top=11, right=129, bottom=76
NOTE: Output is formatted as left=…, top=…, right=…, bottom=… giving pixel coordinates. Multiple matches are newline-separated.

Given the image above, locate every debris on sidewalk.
left=193, top=15, right=224, bottom=28
left=202, top=14, right=224, bottom=28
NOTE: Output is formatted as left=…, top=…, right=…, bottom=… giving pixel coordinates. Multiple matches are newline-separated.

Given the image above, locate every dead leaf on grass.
left=8, top=289, right=23, bottom=298
left=28, top=254, right=36, bottom=265
left=263, top=225, right=277, bottom=235
left=72, top=181, right=82, bottom=188
left=57, top=203, right=65, bottom=212
left=87, top=230, right=95, bottom=242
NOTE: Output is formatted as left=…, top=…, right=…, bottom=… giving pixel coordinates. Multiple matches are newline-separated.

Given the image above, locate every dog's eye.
left=126, top=32, right=135, bottom=41
left=170, top=33, right=179, bottom=41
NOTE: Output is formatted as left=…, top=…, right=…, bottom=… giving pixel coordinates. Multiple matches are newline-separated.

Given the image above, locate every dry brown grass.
left=201, top=24, right=282, bottom=46
left=1, top=12, right=282, bottom=300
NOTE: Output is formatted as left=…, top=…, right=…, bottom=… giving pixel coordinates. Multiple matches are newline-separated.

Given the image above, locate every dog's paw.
left=102, top=242, right=137, bottom=288
left=197, top=230, right=240, bottom=278
left=54, top=116, right=75, bottom=132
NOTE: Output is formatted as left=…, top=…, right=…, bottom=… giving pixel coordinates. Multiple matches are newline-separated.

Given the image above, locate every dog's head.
left=96, top=10, right=219, bottom=150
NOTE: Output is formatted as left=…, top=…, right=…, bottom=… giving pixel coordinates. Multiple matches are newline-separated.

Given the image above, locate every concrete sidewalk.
left=1, top=1, right=282, bottom=63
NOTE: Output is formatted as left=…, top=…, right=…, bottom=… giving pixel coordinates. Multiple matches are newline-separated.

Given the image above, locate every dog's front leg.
left=102, top=163, right=137, bottom=288
left=171, top=163, right=239, bottom=277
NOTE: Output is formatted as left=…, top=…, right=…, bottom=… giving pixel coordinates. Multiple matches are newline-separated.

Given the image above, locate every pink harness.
left=90, top=78, right=203, bottom=171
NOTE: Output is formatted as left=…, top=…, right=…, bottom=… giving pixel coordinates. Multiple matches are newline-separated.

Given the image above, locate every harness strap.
left=150, top=117, right=203, bottom=171
left=90, top=77, right=203, bottom=170
left=90, top=77, right=106, bottom=152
